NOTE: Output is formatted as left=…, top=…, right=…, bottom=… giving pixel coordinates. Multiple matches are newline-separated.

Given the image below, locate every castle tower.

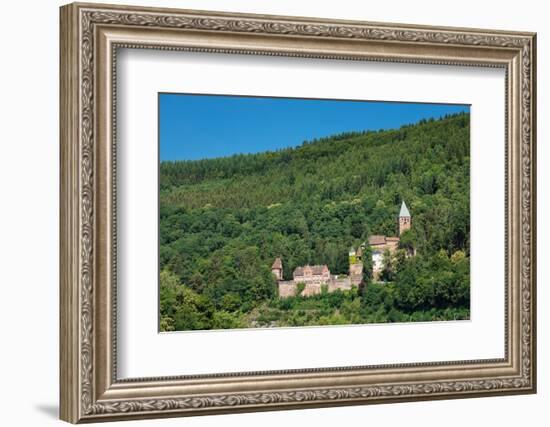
left=271, top=257, right=283, bottom=281
left=349, top=246, right=363, bottom=286
left=356, top=245, right=363, bottom=261
left=399, top=201, right=411, bottom=235
left=348, top=246, right=357, bottom=265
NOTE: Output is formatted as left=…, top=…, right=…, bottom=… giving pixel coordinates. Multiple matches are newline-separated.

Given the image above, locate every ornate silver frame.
left=60, top=2, right=537, bottom=423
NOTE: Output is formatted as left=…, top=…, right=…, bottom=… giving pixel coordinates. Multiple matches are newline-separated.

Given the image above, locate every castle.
left=272, top=201, right=412, bottom=297
left=272, top=253, right=362, bottom=298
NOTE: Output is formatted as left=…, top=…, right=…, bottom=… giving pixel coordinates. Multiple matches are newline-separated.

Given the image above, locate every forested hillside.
left=159, top=112, right=471, bottom=331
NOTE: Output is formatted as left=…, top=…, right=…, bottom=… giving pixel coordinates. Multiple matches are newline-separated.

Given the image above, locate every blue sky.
left=159, top=93, right=469, bottom=161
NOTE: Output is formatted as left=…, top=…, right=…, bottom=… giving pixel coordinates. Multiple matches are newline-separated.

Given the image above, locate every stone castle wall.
left=302, top=282, right=322, bottom=297
left=327, top=276, right=352, bottom=292
left=278, top=273, right=357, bottom=298
left=349, top=262, right=363, bottom=286
left=278, top=281, right=298, bottom=298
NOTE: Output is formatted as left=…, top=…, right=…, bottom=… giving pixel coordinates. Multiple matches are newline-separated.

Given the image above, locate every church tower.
left=399, top=201, right=411, bottom=235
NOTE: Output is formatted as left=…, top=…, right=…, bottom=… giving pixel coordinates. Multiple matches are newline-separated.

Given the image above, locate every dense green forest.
left=159, top=112, right=471, bottom=331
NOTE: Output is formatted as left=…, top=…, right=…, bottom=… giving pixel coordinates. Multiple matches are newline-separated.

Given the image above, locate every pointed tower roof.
left=272, top=257, right=282, bottom=270
left=399, top=201, right=411, bottom=217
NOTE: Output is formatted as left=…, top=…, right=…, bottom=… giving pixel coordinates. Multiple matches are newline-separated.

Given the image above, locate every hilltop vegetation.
left=159, top=112, right=471, bottom=331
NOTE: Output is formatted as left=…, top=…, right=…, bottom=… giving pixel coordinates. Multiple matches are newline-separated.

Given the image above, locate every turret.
left=349, top=246, right=364, bottom=286
left=271, top=257, right=283, bottom=281
left=348, top=246, right=357, bottom=265
left=399, top=201, right=411, bottom=235
left=356, top=245, right=363, bottom=260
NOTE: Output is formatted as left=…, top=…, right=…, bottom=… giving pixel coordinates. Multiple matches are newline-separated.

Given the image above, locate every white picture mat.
left=116, top=48, right=505, bottom=379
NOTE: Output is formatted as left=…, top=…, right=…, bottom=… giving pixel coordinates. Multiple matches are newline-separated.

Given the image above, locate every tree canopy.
left=159, top=112, right=470, bottom=330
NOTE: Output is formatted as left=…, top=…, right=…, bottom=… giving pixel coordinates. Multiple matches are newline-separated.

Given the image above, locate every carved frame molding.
left=60, top=2, right=536, bottom=423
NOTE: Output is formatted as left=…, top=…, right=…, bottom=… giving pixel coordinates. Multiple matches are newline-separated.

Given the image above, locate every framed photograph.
left=60, top=2, right=537, bottom=423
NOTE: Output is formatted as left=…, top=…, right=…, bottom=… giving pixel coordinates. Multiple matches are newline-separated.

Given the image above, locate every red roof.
left=271, top=257, right=282, bottom=270
left=368, top=235, right=387, bottom=245
left=293, top=264, right=329, bottom=277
